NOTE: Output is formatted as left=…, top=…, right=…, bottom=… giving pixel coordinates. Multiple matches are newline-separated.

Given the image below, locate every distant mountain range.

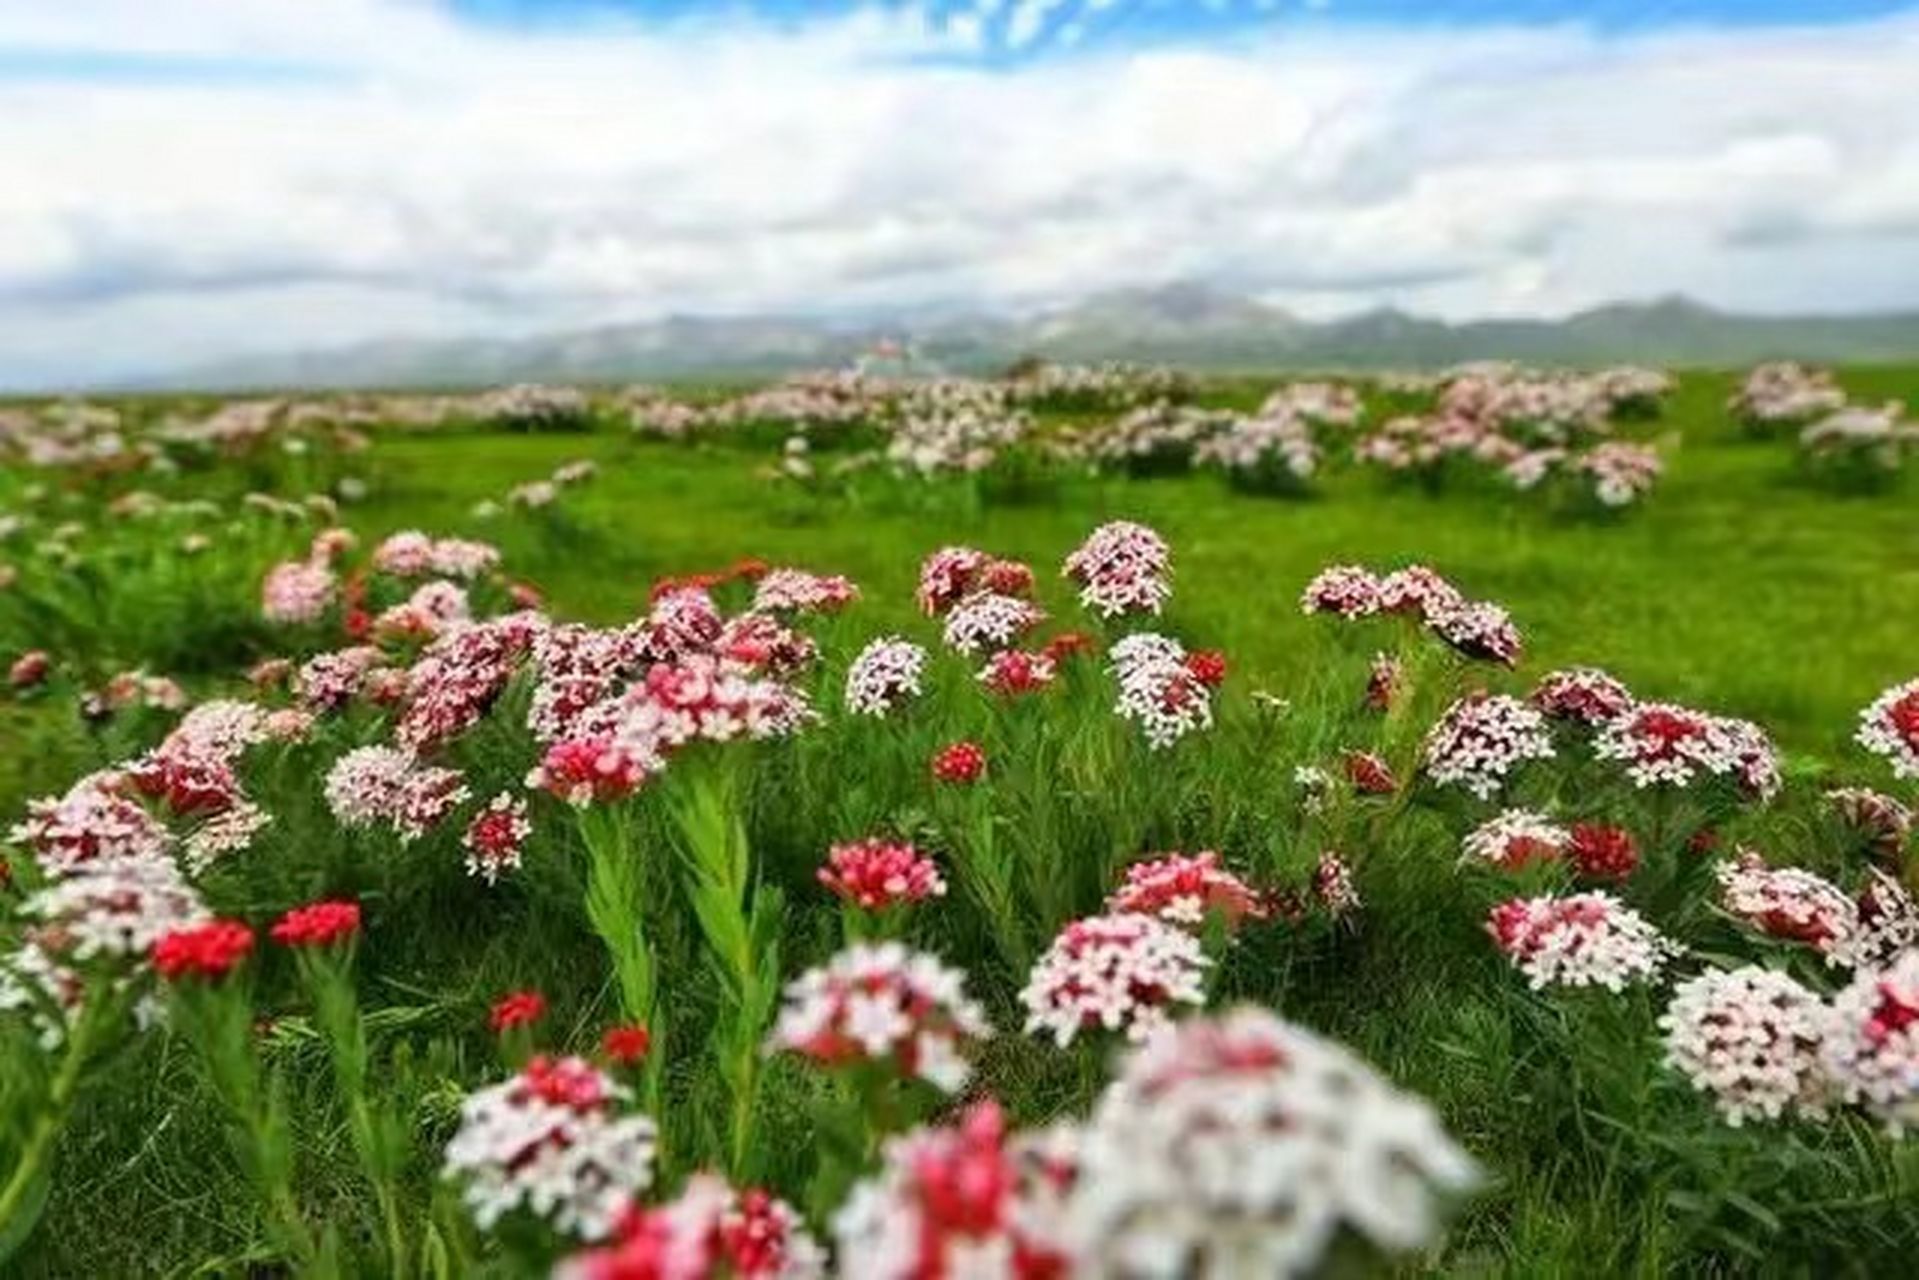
left=135, top=287, right=1919, bottom=392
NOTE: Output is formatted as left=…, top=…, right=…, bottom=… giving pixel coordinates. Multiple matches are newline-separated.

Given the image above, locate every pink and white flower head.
left=916, top=546, right=990, bottom=617
left=1064, top=521, right=1174, bottom=618
left=261, top=559, right=336, bottom=625
left=429, top=538, right=502, bottom=580
left=1422, top=693, right=1554, bottom=800
left=323, top=746, right=470, bottom=843
left=1021, top=912, right=1210, bottom=1048
left=1594, top=703, right=1781, bottom=800
left=464, top=794, right=533, bottom=884
left=1659, top=966, right=1832, bottom=1127
left=11, top=771, right=172, bottom=877
left=1313, top=851, right=1363, bottom=918
left=1460, top=809, right=1571, bottom=872
left=374, top=580, right=471, bottom=642
left=818, top=838, right=947, bottom=911
left=1530, top=668, right=1634, bottom=726
left=398, top=613, right=543, bottom=752
left=1715, top=853, right=1859, bottom=963
left=1109, top=633, right=1214, bottom=750
left=1299, top=565, right=1381, bottom=619
left=613, top=654, right=816, bottom=762
left=832, top=1101, right=1073, bottom=1280
left=529, top=735, right=657, bottom=806
left=1821, top=950, right=1919, bottom=1135
left=941, top=592, right=1046, bottom=656
left=717, top=612, right=817, bottom=676
left=751, top=568, right=859, bottom=615
left=768, top=942, right=990, bottom=1093
left=556, top=1174, right=826, bottom=1280
left=1487, top=892, right=1677, bottom=990
left=634, top=588, right=725, bottom=665
left=371, top=530, right=436, bottom=577
left=1108, top=851, right=1267, bottom=931
left=296, top=646, right=386, bottom=713
left=441, top=1055, right=658, bottom=1241
left=528, top=623, right=649, bottom=743
left=308, top=526, right=357, bottom=564
left=20, top=856, right=209, bottom=962
left=1377, top=565, right=1466, bottom=620
left=1427, top=600, right=1522, bottom=667
left=844, top=637, right=928, bottom=718
left=1066, top=1007, right=1479, bottom=1278
left=978, top=649, right=1057, bottom=698
left=1857, top=677, right=1919, bottom=780
left=1852, top=870, right=1919, bottom=971
left=1826, top=787, right=1913, bottom=861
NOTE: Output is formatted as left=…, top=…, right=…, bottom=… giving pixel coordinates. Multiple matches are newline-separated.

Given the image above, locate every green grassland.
left=3, top=365, right=1918, bottom=1277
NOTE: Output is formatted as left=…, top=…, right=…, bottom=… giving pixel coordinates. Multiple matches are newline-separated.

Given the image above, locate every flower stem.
left=0, top=990, right=111, bottom=1235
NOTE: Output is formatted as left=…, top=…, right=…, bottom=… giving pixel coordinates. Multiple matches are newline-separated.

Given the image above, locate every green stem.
left=0, top=991, right=110, bottom=1233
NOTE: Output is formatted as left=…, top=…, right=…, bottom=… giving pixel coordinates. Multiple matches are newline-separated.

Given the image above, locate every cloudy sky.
left=3, top=0, right=1918, bottom=387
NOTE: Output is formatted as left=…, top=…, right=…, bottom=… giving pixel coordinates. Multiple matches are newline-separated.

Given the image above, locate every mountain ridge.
left=118, top=287, right=1919, bottom=393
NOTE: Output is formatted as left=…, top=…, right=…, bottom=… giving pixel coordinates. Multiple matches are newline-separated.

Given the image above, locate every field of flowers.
left=2, top=359, right=1917, bottom=1278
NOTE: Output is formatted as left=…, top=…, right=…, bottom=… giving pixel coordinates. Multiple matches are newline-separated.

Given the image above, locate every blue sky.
left=1, top=1, right=1917, bottom=386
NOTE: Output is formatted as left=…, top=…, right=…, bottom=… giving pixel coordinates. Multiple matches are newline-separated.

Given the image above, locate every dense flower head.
left=262, top=559, right=336, bottom=625
left=1716, top=853, right=1859, bottom=962
left=373, top=580, right=473, bottom=642
left=1821, top=950, right=1919, bottom=1134
left=270, top=899, right=362, bottom=948
left=844, top=636, right=928, bottom=718
left=1568, top=823, right=1640, bottom=882
left=833, top=1101, right=1071, bottom=1280
left=611, top=654, right=816, bottom=764
left=1068, top=1006, right=1479, bottom=1278
left=1184, top=649, right=1227, bottom=687
left=463, top=794, right=533, bottom=884
left=600, top=1024, right=652, bottom=1068
left=1377, top=565, right=1466, bottom=620
left=1530, top=667, right=1635, bottom=726
left=1486, top=892, right=1677, bottom=990
left=768, top=942, right=990, bottom=1092
left=11, top=771, right=172, bottom=876
left=1595, top=702, right=1782, bottom=799
left=1109, top=633, right=1214, bottom=750
left=978, top=649, right=1057, bottom=697
left=1063, top=521, right=1173, bottom=618
left=1852, top=870, right=1919, bottom=970
left=491, top=989, right=548, bottom=1034
left=717, top=613, right=817, bottom=676
left=558, top=1174, right=826, bottom=1280
left=1299, top=565, right=1380, bottom=618
left=1827, top=787, right=1913, bottom=861
left=372, top=530, right=436, bottom=576
left=941, top=592, right=1047, bottom=656
left=323, top=746, right=470, bottom=843
left=1021, top=912, right=1210, bottom=1048
left=531, top=735, right=657, bottom=806
left=1857, top=678, right=1919, bottom=780
left=1660, top=966, right=1832, bottom=1126
left=1428, top=600, right=1523, bottom=667
left=399, top=613, right=542, bottom=752
left=1108, top=851, right=1267, bottom=930
left=296, top=645, right=387, bottom=712
left=1461, top=809, right=1570, bottom=871
left=633, top=588, right=726, bottom=665
left=19, top=856, right=210, bottom=962
left=818, top=838, right=947, bottom=911
left=1422, top=693, right=1555, bottom=800
left=1344, top=750, right=1397, bottom=796
left=915, top=546, right=990, bottom=617
left=1312, top=851, right=1363, bottom=917
left=528, top=623, right=650, bottom=743
left=442, top=1055, right=657, bottom=1241
left=8, top=648, right=50, bottom=689
left=932, top=741, right=986, bottom=785
left=751, top=568, right=859, bottom=615
left=152, top=919, right=254, bottom=982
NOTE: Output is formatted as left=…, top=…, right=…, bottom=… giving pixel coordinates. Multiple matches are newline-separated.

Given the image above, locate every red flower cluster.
left=600, top=1023, right=652, bottom=1066
left=1569, top=823, right=1639, bottom=881
left=152, top=919, right=255, bottom=982
left=933, top=741, right=986, bottom=785
left=491, top=989, right=548, bottom=1034
left=270, top=900, right=362, bottom=948
left=1345, top=750, right=1397, bottom=796
left=818, top=838, right=947, bottom=910
left=8, top=649, right=50, bottom=690
left=1184, top=650, right=1227, bottom=687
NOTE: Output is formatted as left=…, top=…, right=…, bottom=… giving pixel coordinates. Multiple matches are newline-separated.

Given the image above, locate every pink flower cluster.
left=1303, top=563, right=1521, bottom=666
left=557, top=1174, right=826, bottom=1280
left=1857, top=677, right=1919, bottom=780
left=1063, top=521, right=1173, bottom=618
left=1486, top=892, right=1677, bottom=990
left=817, top=838, right=947, bottom=911
left=1107, top=851, right=1266, bottom=930
left=1594, top=702, right=1781, bottom=800
left=1422, top=693, right=1555, bottom=800
left=768, top=942, right=990, bottom=1092
left=463, top=794, right=534, bottom=884
left=1460, top=809, right=1571, bottom=871
left=323, top=746, right=470, bottom=844
left=1021, top=912, right=1210, bottom=1047
left=751, top=567, right=859, bottom=615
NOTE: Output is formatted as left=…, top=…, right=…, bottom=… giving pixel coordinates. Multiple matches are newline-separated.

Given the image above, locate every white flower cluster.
left=1660, top=966, right=1832, bottom=1126
left=1422, top=694, right=1555, bottom=800
left=1109, top=633, right=1213, bottom=750
left=1460, top=809, right=1571, bottom=871
left=1066, top=1007, right=1480, bottom=1278
left=885, top=393, right=1033, bottom=477
left=1593, top=702, right=1781, bottom=800
left=1730, top=361, right=1847, bottom=429
left=442, top=1055, right=657, bottom=1241
left=768, top=943, right=990, bottom=1093
left=1487, top=892, right=1678, bottom=991
left=843, top=636, right=928, bottom=718
left=940, top=591, right=1046, bottom=656
left=1020, top=912, right=1211, bottom=1048
left=1857, top=677, right=1919, bottom=780
left=322, top=746, right=470, bottom=844
left=1063, top=520, right=1173, bottom=618
left=1194, top=408, right=1321, bottom=489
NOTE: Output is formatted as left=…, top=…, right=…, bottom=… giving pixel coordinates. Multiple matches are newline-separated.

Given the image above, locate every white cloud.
left=1, top=1, right=1918, bottom=384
